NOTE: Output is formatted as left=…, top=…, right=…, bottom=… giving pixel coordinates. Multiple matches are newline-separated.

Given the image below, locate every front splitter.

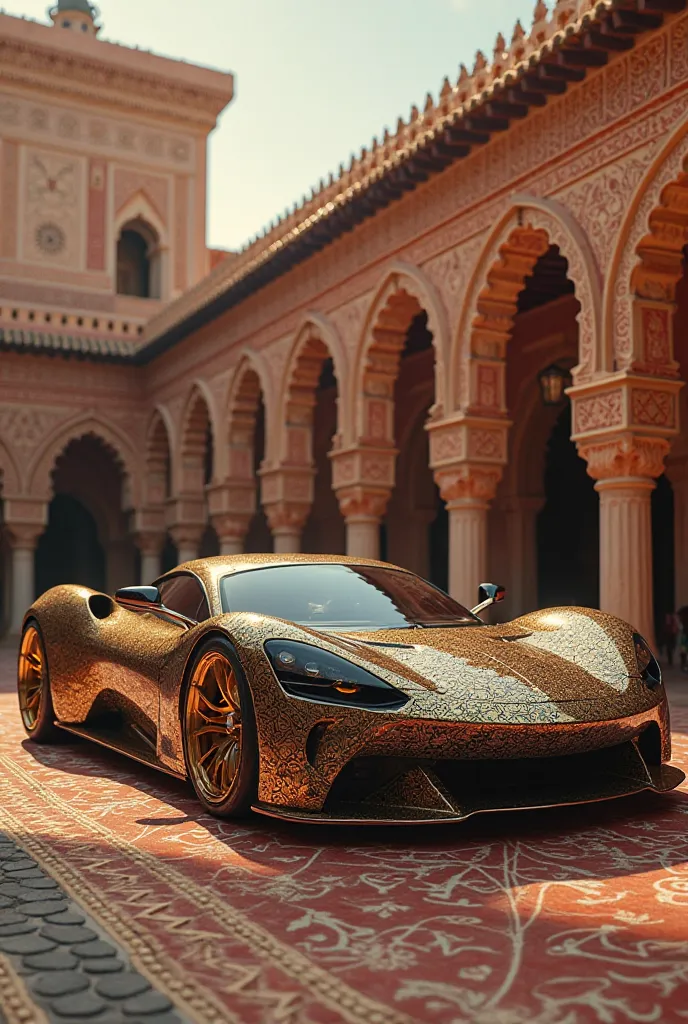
left=251, top=762, right=685, bottom=825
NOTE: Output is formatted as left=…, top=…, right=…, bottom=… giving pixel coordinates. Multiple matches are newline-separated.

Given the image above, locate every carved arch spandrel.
left=0, top=438, right=22, bottom=497
left=26, top=412, right=140, bottom=509
left=452, top=196, right=602, bottom=413
left=605, top=121, right=688, bottom=375
left=349, top=262, right=450, bottom=448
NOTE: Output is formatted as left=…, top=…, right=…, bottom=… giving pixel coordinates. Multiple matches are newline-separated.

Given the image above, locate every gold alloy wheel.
left=18, top=625, right=44, bottom=732
left=186, top=651, right=243, bottom=805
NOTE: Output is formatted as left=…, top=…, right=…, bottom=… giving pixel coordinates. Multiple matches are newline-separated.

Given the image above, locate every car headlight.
left=264, top=640, right=409, bottom=710
left=633, top=633, right=662, bottom=689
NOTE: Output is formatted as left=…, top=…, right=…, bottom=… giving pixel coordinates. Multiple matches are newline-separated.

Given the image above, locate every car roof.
left=158, top=553, right=411, bottom=613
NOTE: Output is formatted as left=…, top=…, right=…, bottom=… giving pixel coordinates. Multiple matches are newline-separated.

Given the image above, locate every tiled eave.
left=135, top=0, right=685, bottom=366
left=0, top=327, right=140, bottom=363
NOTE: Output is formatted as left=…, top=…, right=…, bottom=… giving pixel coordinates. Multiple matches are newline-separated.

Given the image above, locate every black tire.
left=17, top=619, right=60, bottom=743
left=181, top=635, right=258, bottom=817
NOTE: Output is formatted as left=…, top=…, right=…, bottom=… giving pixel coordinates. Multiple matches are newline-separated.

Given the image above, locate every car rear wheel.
left=18, top=620, right=59, bottom=743
left=182, top=637, right=258, bottom=817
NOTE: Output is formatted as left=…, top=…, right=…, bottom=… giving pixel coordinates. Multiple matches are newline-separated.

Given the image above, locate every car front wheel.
left=182, top=637, right=258, bottom=817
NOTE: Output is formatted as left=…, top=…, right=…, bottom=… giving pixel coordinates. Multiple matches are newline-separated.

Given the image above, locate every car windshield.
left=219, top=563, right=479, bottom=631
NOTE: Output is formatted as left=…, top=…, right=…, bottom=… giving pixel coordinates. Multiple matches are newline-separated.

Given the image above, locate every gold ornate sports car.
left=18, top=554, right=684, bottom=823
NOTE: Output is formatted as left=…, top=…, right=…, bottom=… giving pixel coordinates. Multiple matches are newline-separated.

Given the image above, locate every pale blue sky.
left=6, top=0, right=536, bottom=249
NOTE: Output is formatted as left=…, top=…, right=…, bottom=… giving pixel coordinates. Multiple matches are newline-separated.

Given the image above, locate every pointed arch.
left=27, top=412, right=139, bottom=509
left=349, top=261, right=450, bottom=448
left=604, top=120, right=688, bottom=375
left=114, top=192, right=167, bottom=247
left=144, top=406, right=174, bottom=507
left=226, top=348, right=273, bottom=461
left=452, top=196, right=602, bottom=413
left=177, top=381, right=216, bottom=495
left=278, top=314, right=346, bottom=466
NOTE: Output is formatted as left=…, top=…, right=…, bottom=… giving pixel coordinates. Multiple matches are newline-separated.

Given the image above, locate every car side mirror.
left=115, top=586, right=162, bottom=609
left=471, top=583, right=506, bottom=617
left=114, top=585, right=197, bottom=630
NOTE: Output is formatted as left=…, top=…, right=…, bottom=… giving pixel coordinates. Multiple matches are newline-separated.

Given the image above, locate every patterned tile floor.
left=0, top=643, right=687, bottom=1024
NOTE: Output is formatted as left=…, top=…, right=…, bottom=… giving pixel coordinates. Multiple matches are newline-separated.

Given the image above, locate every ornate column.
left=500, top=495, right=544, bottom=617
left=207, top=481, right=256, bottom=556
left=166, top=495, right=206, bottom=565
left=260, top=466, right=314, bottom=554
left=4, top=499, right=48, bottom=634
left=131, top=506, right=166, bottom=584
left=134, top=531, right=166, bottom=584
left=572, top=373, right=682, bottom=647
left=427, top=414, right=509, bottom=608
left=331, top=446, right=396, bottom=560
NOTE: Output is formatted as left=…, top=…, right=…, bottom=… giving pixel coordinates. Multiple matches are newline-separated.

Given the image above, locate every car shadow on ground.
left=18, top=731, right=688, bottom=886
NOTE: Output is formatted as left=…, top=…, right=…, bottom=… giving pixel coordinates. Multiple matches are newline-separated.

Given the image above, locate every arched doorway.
left=176, top=389, right=218, bottom=562
left=116, top=218, right=161, bottom=299
left=244, top=393, right=272, bottom=552
left=35, top=435, right=135, bottom=596
left=537, top=403, right=599, bottom=609
left=386, top=311, right=446, bottom=586
left=301, top=355, right=346, bottom=554
left=488, top=239, right=598, bottom=616
left=36, top=494, right=105, bottom=594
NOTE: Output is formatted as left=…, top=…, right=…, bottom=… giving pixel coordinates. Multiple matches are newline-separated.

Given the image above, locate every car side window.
left=158, top=575, right=210, bottom=622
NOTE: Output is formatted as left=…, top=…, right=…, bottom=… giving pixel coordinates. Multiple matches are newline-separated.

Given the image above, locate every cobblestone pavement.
left=0, top=831, right=185, bottom=1024
left=1, top=642, right=687, bottom=1024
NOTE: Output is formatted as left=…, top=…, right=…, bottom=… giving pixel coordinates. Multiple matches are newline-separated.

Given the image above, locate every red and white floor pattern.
left=1, top=646, right=687, bottom=1024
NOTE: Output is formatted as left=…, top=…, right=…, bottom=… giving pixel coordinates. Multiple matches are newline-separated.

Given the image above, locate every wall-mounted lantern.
left=538, top=364, right=571, bottom=406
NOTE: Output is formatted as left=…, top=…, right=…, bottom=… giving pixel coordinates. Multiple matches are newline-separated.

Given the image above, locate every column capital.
left=337, top=486, right=390, bottom=523
left=2, top=498, right=48, bottom=551
left=578, top=433, right=670, bottom=485
left=207, top=479, right=256, bottom=550
left=165, top=495, right=206, bottom=531
left=426, top=413, right=510, bottom=473
left=264, top=502, right=310, bottom=537
left=210, top=512, right=252, bottom=545
left=168, top=522, right=205, bottom=552
left=130, top=506, right=166, bottom=539
left=132, top=530, right=166, bottom=557
left=206, top=480, right=256, bottom=519
left=5, top=522, right=45, bottom=551
left=260, top=465, right=313, bottom=536
left=570, top=372, right=682, bottom=447
left=330, top=446, right=395, bottom=524
left=433, top=464, right=503, bottom=509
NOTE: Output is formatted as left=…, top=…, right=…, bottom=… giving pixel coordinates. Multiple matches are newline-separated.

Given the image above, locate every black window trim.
left=153, top=570, right=213, bottom=621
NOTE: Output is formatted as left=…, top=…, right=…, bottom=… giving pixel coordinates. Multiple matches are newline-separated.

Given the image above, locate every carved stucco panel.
left=425, top=238, right=483, bottom=325
left=559, top=144, right=658, bottom=275
left=330, top=292, right=370, bottom=349
left=0, top=407, right=70, bottom=460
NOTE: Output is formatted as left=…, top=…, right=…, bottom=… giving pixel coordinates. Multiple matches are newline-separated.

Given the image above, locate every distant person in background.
left=660, top=611, right=679, bottom=667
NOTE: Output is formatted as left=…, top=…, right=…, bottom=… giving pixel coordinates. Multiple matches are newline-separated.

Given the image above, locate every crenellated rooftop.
left=141, top=0, right=673, bottom=360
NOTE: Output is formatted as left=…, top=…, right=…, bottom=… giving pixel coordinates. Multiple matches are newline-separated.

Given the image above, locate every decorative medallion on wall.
left=24, top=149, right=82, bottom=267
left=35, top=222, right=66, bottom=256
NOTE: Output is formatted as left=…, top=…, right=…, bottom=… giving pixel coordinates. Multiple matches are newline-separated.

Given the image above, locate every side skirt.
left=54, top=722, right=187, bottom=781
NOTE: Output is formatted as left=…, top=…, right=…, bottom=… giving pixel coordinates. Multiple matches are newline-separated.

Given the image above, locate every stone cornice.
left=0, top=14, right=233, bottom=130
